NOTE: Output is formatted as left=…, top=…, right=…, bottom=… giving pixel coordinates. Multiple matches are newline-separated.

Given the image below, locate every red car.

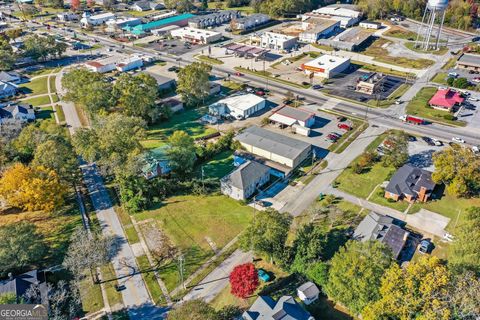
left=337, top=123, right=352, bottom=131
left=255, top=91, right=265, bottom=96
left=234, top=72, right=244, bottom=76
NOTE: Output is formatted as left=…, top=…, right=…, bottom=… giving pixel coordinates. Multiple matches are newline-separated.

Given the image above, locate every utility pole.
left=201, top=165, right=205, bottom=193
left=178, top=254, right=185, bottom=290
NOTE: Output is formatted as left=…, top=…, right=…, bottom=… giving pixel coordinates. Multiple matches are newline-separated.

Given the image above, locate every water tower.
left=414, top=0, right=449, bottom=50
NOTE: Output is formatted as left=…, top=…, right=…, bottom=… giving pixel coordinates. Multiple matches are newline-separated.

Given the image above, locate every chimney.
left=418, top=186, right=427, bottom=202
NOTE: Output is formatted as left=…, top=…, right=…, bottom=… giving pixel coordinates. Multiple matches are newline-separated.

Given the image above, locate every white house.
left=170, top=27, right=222, bottom=44
left=301, top=54, right=350, bottom=78
left=116, top=55, right=143, bottom=72
left=80, top=12, right=115, bottom=27
left=360, top=20, right=382, bottom=29
left=209, top=94, right=266, bottom=119
left=297, top=282, right=320, bottom=305
left=0, top=104, right=35, bottom=125
left=221, top=160, right=270, bottom=200
left=258, top=31, right=298, bottom=51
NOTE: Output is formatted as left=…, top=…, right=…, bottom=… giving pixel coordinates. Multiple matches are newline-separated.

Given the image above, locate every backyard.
left=134, top=194, right=253, bottom=292
left=19, top=77, right=49, bottom=95
left=405, top=86, right=466, bottom=126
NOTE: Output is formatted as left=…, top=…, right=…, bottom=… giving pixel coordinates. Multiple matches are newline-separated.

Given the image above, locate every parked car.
left=234, top=72, right=244, bottom=76
left=431, top=138, right=443, bottom=146
left=452, top=137, right=465, bottom=143
left=422, top=136, right=435, bottom=146
left=114, top=284, right=126, bottom=292
left=448, top=72, right=459, bottom=78
left=338, top=123, right=352, bottom=131
left=255, top=90, right=265, bottom=96
left=472, top=77, right=480, bottom=83
left=258, top=269, right=271, bottom=282
left=418, top=240, right=431, bottom=254
left=312, top=84, right=322, bottom=90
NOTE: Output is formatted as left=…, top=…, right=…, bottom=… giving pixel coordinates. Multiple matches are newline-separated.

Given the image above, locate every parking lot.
left=325, top=66, right=405, bottom=103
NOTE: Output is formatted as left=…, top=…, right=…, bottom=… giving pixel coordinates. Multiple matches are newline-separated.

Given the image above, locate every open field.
left=405, top=87, right=466, bottom=127
left=352, top=61, right=415, bottom=78
left=134, top=195, right=253, bottom=291
left=404, top=42, right=449, bottom=55
left=143, top=108, right=217, bottom=149
left=20, top=77, right=49, bottom=95
left=234, top=67, right=310, bottom=89
left=22, top=95, right=51, bottom=106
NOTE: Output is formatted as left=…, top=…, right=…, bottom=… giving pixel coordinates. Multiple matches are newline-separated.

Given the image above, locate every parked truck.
left=400, top=115, right=425, bottom=125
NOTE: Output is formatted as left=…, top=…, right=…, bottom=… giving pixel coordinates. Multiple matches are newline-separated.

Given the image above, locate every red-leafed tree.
left=86, top=0, right=95, bottom=7
left=71, top=0, right=80, bottom=11
left=229, top=263, right=259, bottom=299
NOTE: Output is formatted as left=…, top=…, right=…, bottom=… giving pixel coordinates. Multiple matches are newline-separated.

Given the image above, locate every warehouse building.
left=269, top=106, right=316, bottom=128
left=257, top=31, right=298, bottom=50
left=308, top=4, right=362, bottom=27
left=124, top=13, right=194, bottom=36
left=360, top=20, right=382, bottom=29
left=232, top=13, right=271, bottom=31
left=188, top=10, right=240, bottom=29
left=116, top=55, right=143, bottom=72
left=106, top=17, right=142, bottom=30
left=85, top=56, right=118, bottom=73
left=456, top=53, right=480, bottom=72
left=235, top=126, right=312, bottom=168
left=170, top=27, right=222, bottom=44
left=80, top=12, right=115, bottom=27
left=301, top=54, right=350, bottom=78
left=299, top=17, right=340, bottom=43
left=330, top=27, right=373, bottom=51
left=209, top=93, right=266, bottom=119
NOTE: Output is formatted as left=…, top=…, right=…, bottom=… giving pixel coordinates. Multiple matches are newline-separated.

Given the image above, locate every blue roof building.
left=124, top=13, right=195, bottom=35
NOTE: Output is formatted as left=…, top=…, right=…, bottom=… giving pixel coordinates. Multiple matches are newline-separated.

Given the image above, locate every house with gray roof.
left=188, top=10, right=240, bottom=29
left=297, top=281, right=320, bottom=305
left=353, top=211, right=409, bottom=259
left=0, top=270, right=47, bottom=303
left=243, top=295, right=315, bottom=320
left=221, top=160, right=270, bottom=200
left=0, top=103, right=35, bottom=124
left=0, top=80, right=18, bottom=99
left=0, top=71, right=22, bottom=84
left=235, top=126, right=312, bottom=168
left=384, top=164, right=436, bottom=203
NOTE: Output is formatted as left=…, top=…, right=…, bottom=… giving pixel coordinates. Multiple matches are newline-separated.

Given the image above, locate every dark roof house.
left=0, top=71, right=22, bottom=84
left=221, top=160, right=270, bottom=200
left=0, top=270, right=47, bottom=302
left=353, top=211, right=409, bottom=259
left=384, top=164, right=436, bottom=203
left=0, top=103, right=35, bottom=124
left=243, top=295, right=315, bottom=320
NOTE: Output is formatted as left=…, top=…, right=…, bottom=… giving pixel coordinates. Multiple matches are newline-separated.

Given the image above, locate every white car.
left=431, top=138, right=443, bottom=146
left=452, top=137, right=465, bottom=143
left=448, top=72, right=459, bottom=78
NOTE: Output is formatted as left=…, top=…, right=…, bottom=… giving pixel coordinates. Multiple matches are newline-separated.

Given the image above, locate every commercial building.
left=124, top=13, right=194, bottom=36
left=106, top=17, right=142, bottom=30
left=188, top=10, right=240, bottom=29
left=257, top=31, right=298, bottom=51
left=301, top=54, right=350, bottom=78
left=220, top=160, right=271, bottom=200
left=209, top=94, right=266, bottom=119
left=299, top=17, right=340, bottom=43
left=57, top=12, right=79, bottom=22
left=353, top=211, right=409, bottom=260
left=80, top=12, right=115, bottom=27
left=331, top=27, right=373, bottom=51
left=456, top=53, right=480, bottom=71
left=269, top=106, right=315, bottom=128
left=85, top=56, right=118, bottom=73
left=116, top=55, right=143, bottom=72
left=243, top=296, right=314, bottom=320
left=428, top=88, right=464, bottom=111
left=360, top=20, right=382, bottom=29
left=235, top=126, right=312, bottom=168
left=355, top=72, right=386, bottom=95
left=385, top=164, right=436, bottom=203
left=309, top=4, right=362, bottom=27
left=170, top=27, right=222, bottom=44
left=232, top=13, right=270, bottom=31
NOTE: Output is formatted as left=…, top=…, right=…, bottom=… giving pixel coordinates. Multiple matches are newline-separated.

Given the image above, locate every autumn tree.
left=0, top=222, right=47, bottom=276
left=0, top=163, right=67, bottom=212
left=323, top=240, right=393, bottom=315
left=166, top=130, right=197, bottom=178
left=167, top=299, right=220, bottom=320
left=63, top=228, right=114, bottom=282
left=229, top=263, right=259, bottom=299
left=432, top=146, right=480, bottom=197
left=72, top=113, right=146, bottom=175
left=290, top=223, right=328, bottom=274
left=61, top=68, right=113, bottom=117
left=363, top=255, right=452, bottom=320
left=448, top=207, right=480, bottom=274
left=176, top=62, right=212, bottom=106
left=450, top=271, right=480, bottom=319
left=240, top=209, right=292, bottom=263
left=382, top=131, right=408, bottom=168
left=163, top=0, right=194, bottom=12
left=112, top=73, right=160, bottom=123
left=71, top=0, right=80, bottom=11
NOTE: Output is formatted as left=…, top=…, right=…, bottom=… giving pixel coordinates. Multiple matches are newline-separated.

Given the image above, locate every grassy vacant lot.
left=362, top=38, right=435, bottom=69
left=404, top=42, right=449, bottom=55
left=142, top=108, right=217, bottom=149
left=352, top=61, right=415, bottom=78
left=25, top=67, right=61, bottom=77
left=405, top=87, right=466, bottom=127
left=55, top=104, right=66, bottom=123
left=384, top=27, right=419, bottom=40
left=312, top=43, right=334, bottom=51
left=234, top=67, right=310, bottom=89
left=135, top=195, right=252, bottom=291
left=20, top=77, right=49, bottom=95
left=194, top=150, right=234, bottom=179
left=196, top=55, right=224, bottom=65
left=136, top=255, right=165, bottom=305
left=49, top=76, right=57, bottom=93
left=22, top=95, right=51, bottom=106
left=125, top=10, right=156, bottom=17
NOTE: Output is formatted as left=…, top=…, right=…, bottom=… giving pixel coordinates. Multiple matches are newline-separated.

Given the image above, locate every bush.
left=443, top=114, right=456, bottom=121
left=453, top=77, right=469, bottom=89
left=447, top=77, right=455, bottom=86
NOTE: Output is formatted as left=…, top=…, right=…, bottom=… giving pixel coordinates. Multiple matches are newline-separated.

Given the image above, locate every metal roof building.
left=124, top=13, right=194, bottom=35
left=235, top=126, right=311, bottom=168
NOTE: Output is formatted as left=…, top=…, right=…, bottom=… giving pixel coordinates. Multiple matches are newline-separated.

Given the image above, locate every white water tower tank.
left=427, top=0, right=449, bottom=10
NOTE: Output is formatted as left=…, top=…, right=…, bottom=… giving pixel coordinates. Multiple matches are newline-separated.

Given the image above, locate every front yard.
left=134, top=195, right=253, bottom=292
left=405, top=87, right=466, bottom=127
left=19, top=77, right=49, bottom=95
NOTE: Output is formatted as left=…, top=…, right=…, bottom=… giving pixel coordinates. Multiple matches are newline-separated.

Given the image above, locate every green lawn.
left=55, top=104, right=65, bottom=123
left=143, top=108, right=217, bottom=149
left=361, top=38, right=435, bottom=69
left=134, top=195, right=253, bottom=292
left=384, top=28, right=419, bottom=40
left=125, top=10, right=156, bottom=17
left=100, top=263, right=124, bottom=308
left=369, top=187, right=410, bottom=212
left=352, top=61, right=415, bottom=78
left=25, top=67, right=61, bottom=77
left=136, top=255, right=165, bottom=305
left=22, top=95, right=51, bottom=106
left=195, top=55, right=224, bottom=65
left=234, top=67, right=310, bottom=89
left=36, top=106, right=55, bottom=120
left=312, top=44, right=334, bottom=51
left=194, top=150, right=234, bottom=179
left=78, top=275, right=104, bottom=314
left=431, top=72, right=448, bottom=85
left=124, top=225, right=140, bottom=244
left=20, top=77, right=49, bottom=95
left=405, top=87, right=466, bottom=127
left=49, top=75, right=57, bottom=93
